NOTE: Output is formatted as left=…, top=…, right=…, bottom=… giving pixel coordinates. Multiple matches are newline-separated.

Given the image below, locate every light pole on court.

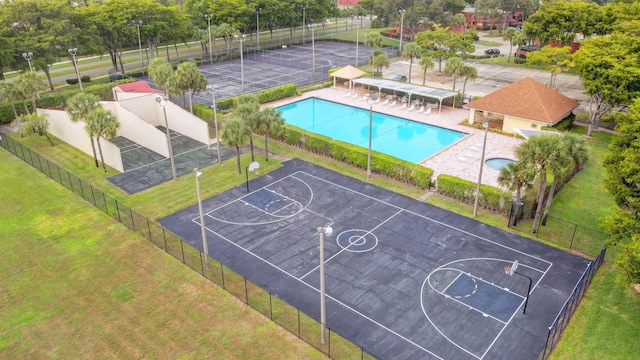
left=301, top=4, right=307, bottom=44
left=156, top=96, right=177, bottom=181
left=473, top=122, right=489, bottom=217
left=68, top=48, right=83, bottom=91
left=308, top=24, right=316, bottom=83
left=366, top=93, right=379, bottom=181
left=255, top=8, right=262, bottom=49
left=130, top=20, right=144, bottom=73
left=399, top=9, right=406, bottom=53
left=316, top=224, right=333, bottom=345
left=22, top=52, right=33, bottom=72
left=234, top=33, right=247, bottom=94
left=204, top=14, right=214, bottom=64
left=194, top=168, right=210, bottom=269
left=206, top=84, right=222, bottom=165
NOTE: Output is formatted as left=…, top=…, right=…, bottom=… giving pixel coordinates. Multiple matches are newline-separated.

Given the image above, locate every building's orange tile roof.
left=116, top=80, right=162, bottom=94
left=465, top=77, right=579, bottom=123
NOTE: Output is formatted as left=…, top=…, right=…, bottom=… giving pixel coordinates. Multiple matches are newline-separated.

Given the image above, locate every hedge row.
left=0, top=78, right=135, bottom=125
left=270, top=124, right=433, bottom=189
left=436, top=174, right=512, bottom=213
left=214, top=83, right=299, bottom=111
left=66, top=75, right=92, bottom=85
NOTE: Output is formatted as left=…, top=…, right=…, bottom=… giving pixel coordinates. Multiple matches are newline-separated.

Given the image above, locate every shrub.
left=81, top=75, right=91, bottom=83
left=436, top=174, right=511, bottom=213
left=551, top=113, right=575, bottom=131
left=270, top=123, right=433, bottom=189
left=66, top=78, right=79, bottom=85
left=257, top=84, right=297, bottom=103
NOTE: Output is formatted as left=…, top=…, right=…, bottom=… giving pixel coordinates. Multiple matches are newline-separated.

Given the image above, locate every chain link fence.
left=507, top=201, right=609, bottom=257
left=1, top=133, right=609, bottom=360
left=0, top=133, right=374, bottom=360
left=537, top=247, right=606, bottom=360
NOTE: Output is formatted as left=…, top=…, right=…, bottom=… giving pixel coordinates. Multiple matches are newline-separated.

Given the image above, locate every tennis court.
left=159, top=159, right=590, bottom=359
left=189, top=41, right=396, bottom=105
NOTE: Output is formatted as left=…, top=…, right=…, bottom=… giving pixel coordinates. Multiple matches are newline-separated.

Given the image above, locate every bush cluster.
left=436, top=174, right=512, bottom=213
left=257, top=84, right=297, bottom=104
left=268, top=124, right=433, bottom=189
left=215, top=84, right=298, bottom=111
left=65, top=75, right=92, bottom=85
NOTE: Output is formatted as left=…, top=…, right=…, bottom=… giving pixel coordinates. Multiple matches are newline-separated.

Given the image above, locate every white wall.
left=102, top=101, right=169, bottom=158
left=42, top=108, right=124, bottom=172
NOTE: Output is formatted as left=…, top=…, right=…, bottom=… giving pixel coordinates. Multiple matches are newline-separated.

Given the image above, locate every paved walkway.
left=270, top=87, right=523, bottom=188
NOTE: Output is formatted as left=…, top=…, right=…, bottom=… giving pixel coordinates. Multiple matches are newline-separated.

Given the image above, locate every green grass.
left=549, top=248, right=640, bottom=359
left=0, top=149, right=327, bottom=359
left=476, top=40, right=502, bottom=46
left=4, top=119, right=639, bottom=359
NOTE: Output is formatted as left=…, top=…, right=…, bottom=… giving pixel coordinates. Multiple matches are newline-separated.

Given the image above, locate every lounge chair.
left=425, top=107, right=432, bottom=114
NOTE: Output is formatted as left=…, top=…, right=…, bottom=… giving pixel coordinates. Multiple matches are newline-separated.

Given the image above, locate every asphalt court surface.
left=160, top=159, right=591, bottom=359
left=186, top=41, right=396, bottom=105
left=107, top=126, right=239, bottom=194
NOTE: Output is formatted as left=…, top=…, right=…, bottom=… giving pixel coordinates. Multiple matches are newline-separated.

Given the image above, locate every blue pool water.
left=276, top=98, right=467, bottom=163
left=485, top=158, right=516, bottom=170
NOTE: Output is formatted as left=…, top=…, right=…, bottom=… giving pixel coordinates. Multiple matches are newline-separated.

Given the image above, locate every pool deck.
left=269, top=87, right=524, bottom=188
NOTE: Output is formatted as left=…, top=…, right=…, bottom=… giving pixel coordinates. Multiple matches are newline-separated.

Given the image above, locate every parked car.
left=392, top=75, right=407, bottom=82
left=484, top=48, right=500, bottom=56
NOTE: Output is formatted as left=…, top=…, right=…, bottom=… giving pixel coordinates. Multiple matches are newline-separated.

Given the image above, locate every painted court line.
left=190, top=170, right=554, bottom=359
left=196, top=220, right=444, bottom=360
left=298, top=171, right=553, bottom=269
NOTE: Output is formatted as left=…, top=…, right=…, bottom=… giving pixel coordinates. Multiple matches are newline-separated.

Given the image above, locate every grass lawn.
left=3, top=114, right=639, bottom=359
left=0, top=149, right=327, bottom=359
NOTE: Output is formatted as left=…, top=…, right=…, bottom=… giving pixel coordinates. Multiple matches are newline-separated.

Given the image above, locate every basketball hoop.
left=504, top=260, right=518, bottom=276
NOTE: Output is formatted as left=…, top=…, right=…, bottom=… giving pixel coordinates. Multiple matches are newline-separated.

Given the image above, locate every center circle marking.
left=336, top=229, right=378, bottom=253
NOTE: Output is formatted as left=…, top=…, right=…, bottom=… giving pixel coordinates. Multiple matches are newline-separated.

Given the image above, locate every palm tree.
left=445, top=57, right=465, bottom=91
left=148, top=58, right=173, bottom=96
left=498, top=160, right=533, bottom=226
left=22, top=112, right=54, bottom=146
left=15, top=71, right=45, bottom=115
left=259, top=107, right=285, bottom=161
left=502, top=27, right=518, bottom=64
left=173, top=61, right=207, bottom=114
left=66, top=92, right=101, bottom=168
left=0, top=81, right=19, bottom=121
left=541, top=133, right=589, bottom=223
left=419, top=55, right=434, bottom=86
left=372, top=51, right=390, bottom=77
left=85, top=107, right=119, bottom=173
left=364, top=33, right=383, bottom=73
left=563, top=132, right=589, bottom=178
left=516, top=134, right=568, bottom=234
left=401, top=42, right=422, bottom=83
left=461, top=65, right=478, bottom=95
left=233, top=94, right=260, bottom=161
left=221, top=117, right=250, bottom=174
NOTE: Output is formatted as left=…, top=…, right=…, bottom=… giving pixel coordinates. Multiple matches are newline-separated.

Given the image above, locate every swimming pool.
left=276, top=98, right=467, bottom=163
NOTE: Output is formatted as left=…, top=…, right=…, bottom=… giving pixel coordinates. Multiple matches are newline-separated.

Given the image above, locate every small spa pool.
left=485, top=158, right=516, bottom=170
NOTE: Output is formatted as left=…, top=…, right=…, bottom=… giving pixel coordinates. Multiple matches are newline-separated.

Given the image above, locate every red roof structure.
left=115, top=80, right=162, bottom=94
left=465, top=77, right=578, bottom=124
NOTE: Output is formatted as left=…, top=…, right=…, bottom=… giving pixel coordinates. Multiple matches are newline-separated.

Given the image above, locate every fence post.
left=129, top=208, right=135, bottom=231
left=115, top=199, right=122, bottom=222
left=162, top=228, right=168, bottom=251
left=180, top=240, right=185, bottom=263
left=221, top=263, right=225, bottom=289
left=146, top=219, right=152, bottom=242
left=244, top=278, right=249, bottom=304
left=569, top=223, right=578, bottom=249
left=90, top=186, right=97, bottom=207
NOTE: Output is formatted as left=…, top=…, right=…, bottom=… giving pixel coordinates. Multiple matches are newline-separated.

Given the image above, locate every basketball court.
left=159, top=159, right=591, bottom=359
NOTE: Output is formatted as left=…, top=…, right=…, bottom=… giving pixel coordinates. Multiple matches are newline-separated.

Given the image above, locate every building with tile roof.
left=464, top=77, right=579, bottom=134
